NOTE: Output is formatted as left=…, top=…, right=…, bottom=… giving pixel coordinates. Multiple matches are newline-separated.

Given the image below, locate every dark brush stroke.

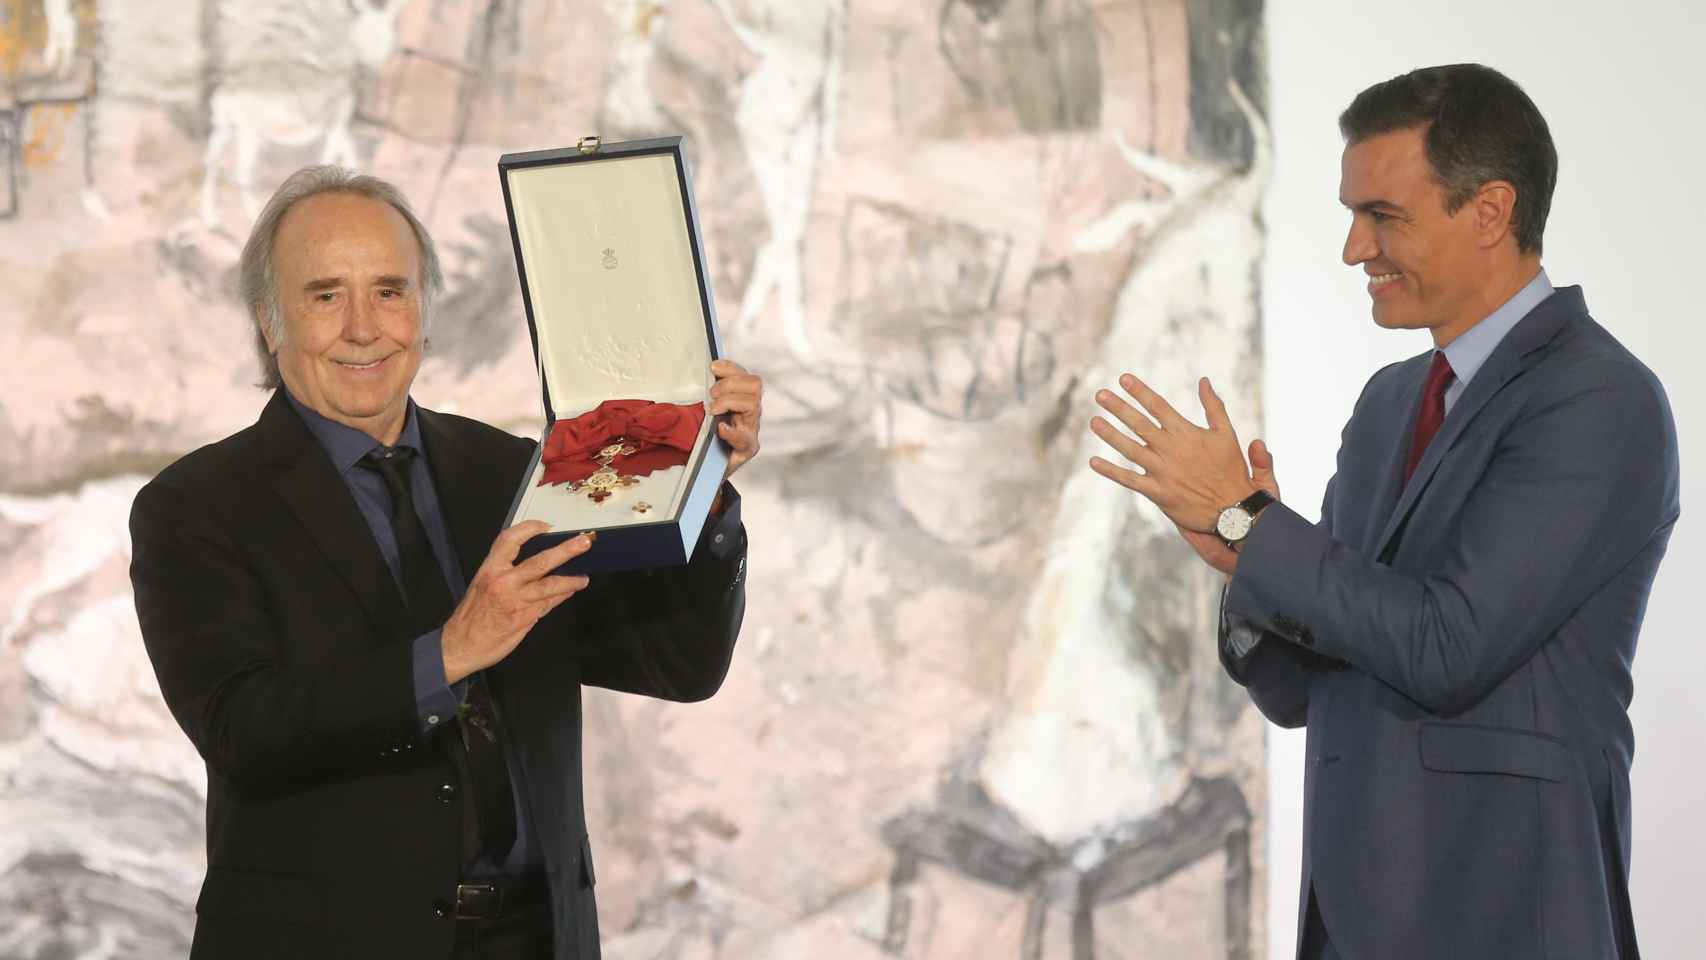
left=883, top=748, right=1253, bottom=960
left=937, top=0, right=1101, bottom=133
left=1187, top=0, right=1267, bottom=168
left=0, top=108, right=17, bottom=218
left=422, top=213, right=520, bottom=374
left=425, top=0, right=507, bottom=221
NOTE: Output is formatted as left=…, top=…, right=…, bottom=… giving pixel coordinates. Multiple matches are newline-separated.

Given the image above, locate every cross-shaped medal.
left=581, top=466, right=638, bottom=504
left=596, top=440, right=637, bottom=464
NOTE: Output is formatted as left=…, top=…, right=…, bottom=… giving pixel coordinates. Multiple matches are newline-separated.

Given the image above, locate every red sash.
left=538, top=399, right=707, bottom=488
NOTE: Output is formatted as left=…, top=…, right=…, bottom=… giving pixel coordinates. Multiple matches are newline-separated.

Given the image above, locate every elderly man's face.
left=264, top=192, right=425, bottom=443
left=1339, top=125, right=1487, bottom=343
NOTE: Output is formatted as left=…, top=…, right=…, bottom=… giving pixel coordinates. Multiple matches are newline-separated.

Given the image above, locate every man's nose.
left=344, top=292, right=379, bottom=341
left=1342, top=216, right=1377, bottom=266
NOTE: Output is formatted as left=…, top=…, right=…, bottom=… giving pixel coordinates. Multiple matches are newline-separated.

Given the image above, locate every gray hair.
left=238, top=165, right=445, bottom=389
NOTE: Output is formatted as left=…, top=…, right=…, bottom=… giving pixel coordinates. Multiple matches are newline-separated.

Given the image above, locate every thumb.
left=1249, top=438, right=1280, bottom=495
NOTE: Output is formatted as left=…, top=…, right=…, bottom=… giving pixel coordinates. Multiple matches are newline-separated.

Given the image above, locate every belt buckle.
left=454, top=881, right=503, bottom=920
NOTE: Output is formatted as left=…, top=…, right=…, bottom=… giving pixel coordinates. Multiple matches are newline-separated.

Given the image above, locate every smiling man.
left=1088, top=65, right=1677, bottom=959
left=131, top=167, right=760, bottom=959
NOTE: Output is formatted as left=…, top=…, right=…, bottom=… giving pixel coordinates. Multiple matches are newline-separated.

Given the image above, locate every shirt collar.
left=284, top=389, right=424, bottom=474
left=1441, top=268, right=1554, bottom=388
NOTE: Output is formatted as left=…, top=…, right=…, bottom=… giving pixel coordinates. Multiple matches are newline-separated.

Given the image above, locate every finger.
left=1089, top=416, right=1160, bottom=473
left=1088, top=455, right=1159, bottom=498
left=1199, top=378, right=1234, bottom=433
left=710, top=381, right=762, bottom=403
left=512, top=532, right=595, bottom=581
left=489, top=520, right=553, bottom=566
left=533, top=580, right=588, bottom=618
left=1200, top=378, right=1243, bottom=458
left=710, top=358, right=749, bottom=379
left=710, top=374, right=761, bottom=394
left=519, top=573, right=590, bottom=605
left=1119, top=374, right=1191, bottom=431
left=718, top=420, right=759, bottom=455
left=1095, top=388, right=1160, bottom=443
left=708, top=393, right=759, bottom=416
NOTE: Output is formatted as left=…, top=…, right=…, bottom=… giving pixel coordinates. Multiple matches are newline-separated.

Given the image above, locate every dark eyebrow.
left=1343, top=199, right=1408, bottom=217
left=301, top=275, right=413, bottom=293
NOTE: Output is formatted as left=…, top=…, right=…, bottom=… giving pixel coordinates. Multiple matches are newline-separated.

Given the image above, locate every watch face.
left=1217, top=507, right=1253, bottom=542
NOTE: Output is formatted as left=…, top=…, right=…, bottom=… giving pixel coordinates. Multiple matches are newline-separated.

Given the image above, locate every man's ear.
left=256, top=307, right=280, bottom=354
left=1472, top=180, right=1518, bottom=250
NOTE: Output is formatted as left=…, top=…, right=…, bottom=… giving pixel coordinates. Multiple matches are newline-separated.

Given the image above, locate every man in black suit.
left=131, top=165, right=761, bottom=958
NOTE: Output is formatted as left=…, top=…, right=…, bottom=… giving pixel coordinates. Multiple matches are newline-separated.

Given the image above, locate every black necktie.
left=360, top=446, right=517, bottom=867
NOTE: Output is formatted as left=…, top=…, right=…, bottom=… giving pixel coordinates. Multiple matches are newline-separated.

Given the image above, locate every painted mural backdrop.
left=0, top=1, right=1269, bottom=956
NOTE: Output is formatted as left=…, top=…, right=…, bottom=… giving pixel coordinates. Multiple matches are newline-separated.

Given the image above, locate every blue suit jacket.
left=1222, top=287, right=1678, bottom=960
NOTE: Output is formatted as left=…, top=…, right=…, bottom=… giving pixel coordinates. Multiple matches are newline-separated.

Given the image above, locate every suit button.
left=437, top=782, right=456, bottom=804
left=432, top=899, right=451, bottom=919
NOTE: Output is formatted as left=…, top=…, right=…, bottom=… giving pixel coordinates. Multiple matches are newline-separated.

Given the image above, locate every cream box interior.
left=503, top=148, right=720, bottom=534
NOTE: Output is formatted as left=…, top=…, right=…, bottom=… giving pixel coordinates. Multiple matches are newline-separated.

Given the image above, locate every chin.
left=1371, top=306, right=1419, bottom=331
left=328, top=385, right=403, bottom=417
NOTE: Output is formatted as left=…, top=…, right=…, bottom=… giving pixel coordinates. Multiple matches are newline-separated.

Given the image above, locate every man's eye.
left=378, top=288, right=399, bottom=298
left=316, top=292, right=337, bottom=302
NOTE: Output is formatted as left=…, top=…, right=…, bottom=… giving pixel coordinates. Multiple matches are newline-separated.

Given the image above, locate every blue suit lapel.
left=1361, top=356, right=1430, bottom=554
left=1369, top=287, right=1583, bottom=560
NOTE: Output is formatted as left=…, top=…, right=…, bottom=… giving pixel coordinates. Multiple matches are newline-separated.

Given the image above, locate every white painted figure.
left=982, top=79, right=1270, bottom=844
left=199, top=0, right=409, bottom=225
left=708, top=0, right=845, bottom=360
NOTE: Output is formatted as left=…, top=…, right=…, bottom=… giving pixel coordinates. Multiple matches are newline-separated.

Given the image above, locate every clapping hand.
left=1088, top=374, right=1276, bottom=575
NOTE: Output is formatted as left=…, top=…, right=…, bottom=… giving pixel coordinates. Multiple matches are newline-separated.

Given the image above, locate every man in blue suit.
left=1088, top=64, right=1678, bottom=959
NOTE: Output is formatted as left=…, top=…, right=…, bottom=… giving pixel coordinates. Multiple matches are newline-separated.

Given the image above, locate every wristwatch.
left=1216, top=490, right=1276, bottom=550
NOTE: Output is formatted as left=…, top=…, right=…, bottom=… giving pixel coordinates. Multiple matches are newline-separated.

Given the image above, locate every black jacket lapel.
left=416, top=408, right=525, bottom=590
left=259, top=392, right=411, bottom=642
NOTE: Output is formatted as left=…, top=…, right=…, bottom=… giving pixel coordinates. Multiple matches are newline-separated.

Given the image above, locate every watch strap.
left=1236, top=489, right=1276, bottom=516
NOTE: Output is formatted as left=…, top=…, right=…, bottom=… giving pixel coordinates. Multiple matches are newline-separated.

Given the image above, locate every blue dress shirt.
left=1440, top=269, right=1554, bottom=414
left=285, top=391, right=744, bottom=876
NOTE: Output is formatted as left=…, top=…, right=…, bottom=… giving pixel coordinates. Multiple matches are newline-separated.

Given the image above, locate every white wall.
left=1262, top=2, right=1705, bottom=956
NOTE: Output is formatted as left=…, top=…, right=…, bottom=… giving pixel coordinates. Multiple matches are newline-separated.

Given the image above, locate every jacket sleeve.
left=1219, top=472, right=1339, bottom=728
left=130, top=478, right=421, bottom=795
left=569, top=483, right=748, bottom=702
left=1226, top=367, right=1680, bottom=716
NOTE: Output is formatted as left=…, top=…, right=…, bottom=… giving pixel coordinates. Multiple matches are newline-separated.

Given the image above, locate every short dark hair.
left=1339, top=64, right=1557, bottom=255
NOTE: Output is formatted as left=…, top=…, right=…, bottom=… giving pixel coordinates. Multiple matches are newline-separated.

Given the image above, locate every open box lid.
left=498, top=136, right=725, bottom=422
left=496, top=135, right=732, bottom=574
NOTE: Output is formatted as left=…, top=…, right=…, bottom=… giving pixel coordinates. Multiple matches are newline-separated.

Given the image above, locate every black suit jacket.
left=131, top=391, right=746, bottom=959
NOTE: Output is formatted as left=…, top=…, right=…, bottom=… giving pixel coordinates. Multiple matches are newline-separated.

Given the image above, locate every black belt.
left=442, top=872, right=548, bottom=922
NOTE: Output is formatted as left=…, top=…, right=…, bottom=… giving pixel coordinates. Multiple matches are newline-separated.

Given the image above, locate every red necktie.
left=1404, top=351, right=1455, bottom=484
